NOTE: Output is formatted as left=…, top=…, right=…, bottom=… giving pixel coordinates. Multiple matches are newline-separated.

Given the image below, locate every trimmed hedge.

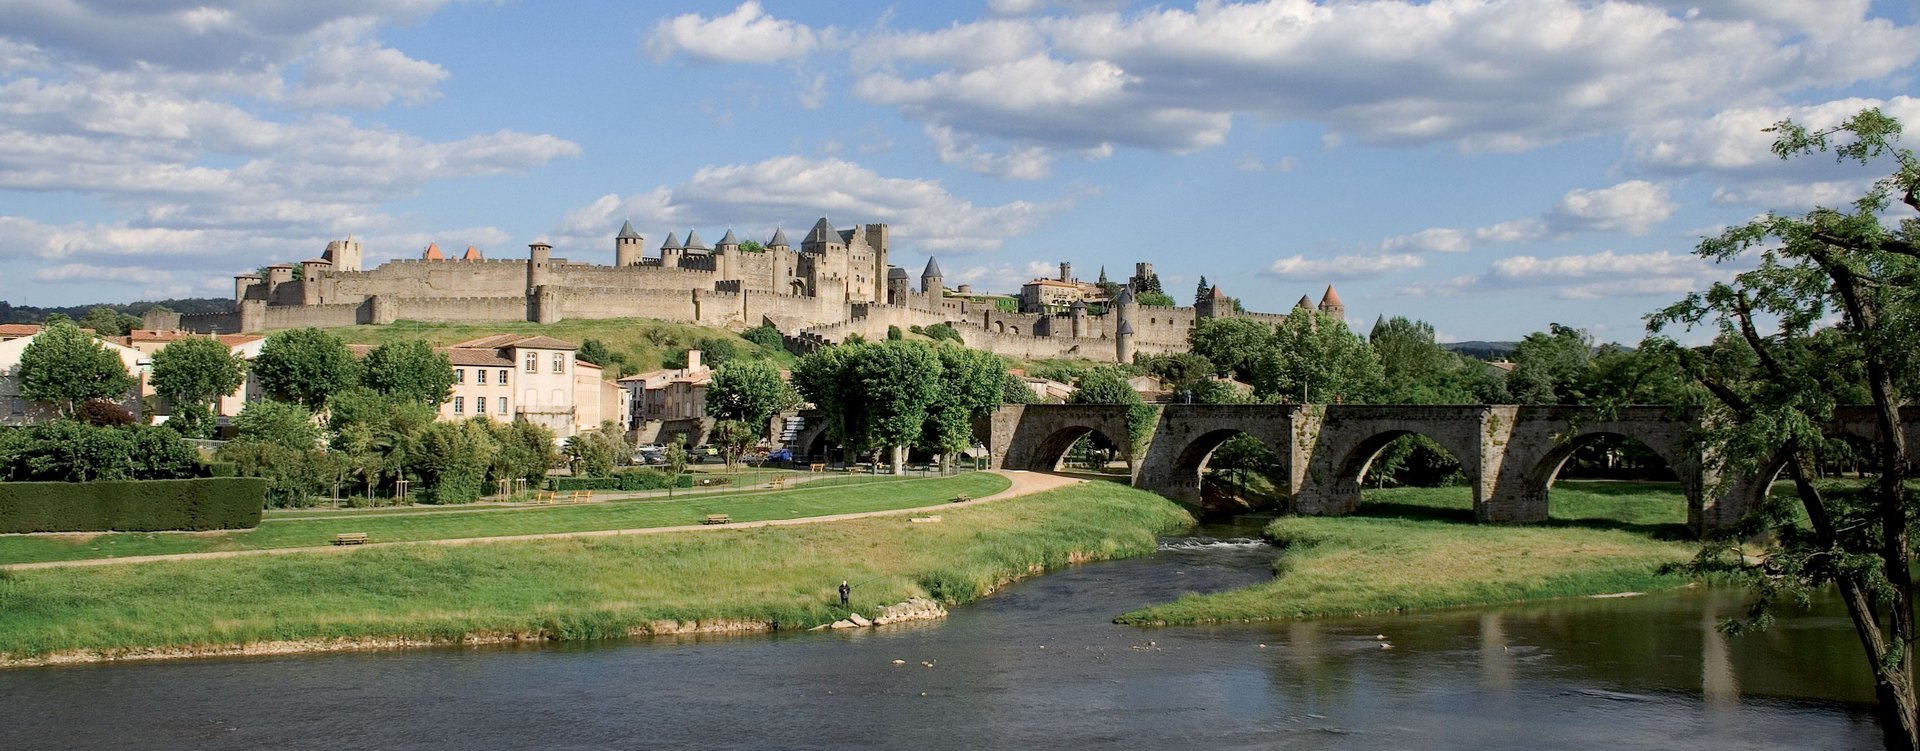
left=0, top=477, right=268, bottom=533
left=550, top=470, right=694, bottom=492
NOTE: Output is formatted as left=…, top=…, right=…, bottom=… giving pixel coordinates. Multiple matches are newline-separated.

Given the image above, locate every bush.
left=887, top=325, right=904, bottom=341
left=742, top=324, right=785, bottom=351
left=0, top=420, right=200, bottom=482
left=217, top=440, right=336, bottom=508
left=0, top=477, right=267, bottom=533
left=205, top=461, right=238, bottom=477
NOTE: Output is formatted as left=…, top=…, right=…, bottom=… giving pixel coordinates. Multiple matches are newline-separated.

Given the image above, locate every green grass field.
left=0, top=481, right=1192, bottom=662
left=1116, top=480, right=1698, bottom=625
left=0, top=473, right=1008, bottom=565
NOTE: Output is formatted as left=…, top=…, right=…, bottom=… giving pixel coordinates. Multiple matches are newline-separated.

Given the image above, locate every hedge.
left=550, top=470, right=694, bottom=492
left=0, top=477, right=268, bottom=533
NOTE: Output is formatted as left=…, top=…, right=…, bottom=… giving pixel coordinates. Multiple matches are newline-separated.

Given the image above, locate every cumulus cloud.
left=927, top=125, right=1054, bottom=180
left=1235, top=154, right=1299, bottom=173
left=1261, top=253, right=1425, bottom=280
left=287, top=43, right=448, bottom=109
left=553, top=156, right=1079, bottom=254
left=1397, top=249, right=1724, bottom=300
left=1381, top=180, right=1673, bottom=253
left=646, top=2, right=827, bottom=64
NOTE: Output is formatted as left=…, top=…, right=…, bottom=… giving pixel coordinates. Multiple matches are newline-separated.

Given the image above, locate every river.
left=0, top=522, right=1884, bottom=750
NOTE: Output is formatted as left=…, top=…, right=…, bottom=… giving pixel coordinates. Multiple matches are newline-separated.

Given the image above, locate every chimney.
left=687, top=349, right=702, bottom=372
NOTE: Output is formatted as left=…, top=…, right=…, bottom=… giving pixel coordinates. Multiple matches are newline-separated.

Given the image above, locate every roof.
left=500, top=335, right=578, bottom=351
left=661, top=232, right=682, bottom=250
left=617, top=220, right=642, bottom=240
left=1024, top=278, right=1083, bottom=288
left=805, top=217, right=835, bottom=244
left=1210, top=284, right=1227, bottom=299
left=444, top=348, right=513, bottom=367
left=215, top=334, right=265, bottom=347
left=683, top=229, right=707, bottom=250
left=451, top=333, right=524, bottom=349
left=921, top=257, right=943, bottom=278
left=768, top=227, right=790, bottom=246
left=1117, top=319, right=1135, bottom=335
left=1295, top=294, right=1313, bottom=309
left=462, top=244, right=482, bottom=261
left=887, top=266, right=908, bottom=279
left=1115, top=287, right=1135, bottom=305
left=717, top=229, right=738, bottom=246
left=0, top=324, right=42, bottom=337
left=423, top=243, right=443, bottom=260
left=1321, top=284, right=1344, bottom=307
left=1070, top=298, right=1087, bottom=310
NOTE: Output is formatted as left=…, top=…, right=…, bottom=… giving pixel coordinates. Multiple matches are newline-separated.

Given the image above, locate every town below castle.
left=160, top=219, right=1347, bottom=364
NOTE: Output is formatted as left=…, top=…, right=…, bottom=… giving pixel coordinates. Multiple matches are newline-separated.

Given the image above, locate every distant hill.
left=1443, top=341, right=1517, bottom=360
left=0, top=298, right=234, bottom=324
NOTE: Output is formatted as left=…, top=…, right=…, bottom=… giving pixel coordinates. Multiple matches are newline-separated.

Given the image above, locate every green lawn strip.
left=1117, top=481, right=1697, bottom=625
left=0, top=474, right=1009, bottom=565
left=0, top=482, right=1192, bottom=661
left=261, top=471, right=871, bottom=520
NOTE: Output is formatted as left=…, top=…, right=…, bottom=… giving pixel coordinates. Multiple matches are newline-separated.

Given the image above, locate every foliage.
left=993, top=297, right=1019, bottom=314
left=920, top=348, right=1009, bottom=460
left=1136, top=291, right=1176, bottom=307
left=149, top=336, right=247, bottom=414
left=664, top=435, right=690, bottom=477
left=561, top=426, right=622, bottom=478
left=78, top=306, right=140, bottom=337
left=360, top=339, right=456, bottom=406
left=1644, top=107, right=1920, bottom=749
left=738, top=239, right=766, bottom=253
left=1506, top=324, right=1595, bottom=404
left=1371, top=316, right=1504, bottom=404
left=1253, top=308, right=1382, bottom=403
left=887, top=325, right=903, bottom=340
left=17, top=319, right=136, bottom=416
left=1133, top=271, right=1163, bottom=295
left=165, top=402, right=216, bottom=439
left=487, top=418, right=558, bottom=488
left=1001, top=371, right=1038, bottom=404
left=708, top=419, right=759, bottom=471
left=252, top=328, right=359, bottom=411
left=577, top=338, right=614, bottom=367
left=233, top=399, right=320, bottom=451
left=0, top=420, right=199, bottom=482
left=741, top=324, right=785, bottom=352
left=0, top=478, right=267, bottom=533
left=1067, top=365, right=1158, bottom=455
left=792, top=340, right=942, bottom=469
left=1137, top=352, right=1216, bottom=394
left=75, top=399, right=134, bottom=426
left=214, top=438, right=335, bottom=509
left=1194, top=276, right=1210, bottom=305
left=922, top=322, right=964, bottom=343
left=326, top=387, right=439, bottom=496
left=706, top=359, right=800, bottom=469
left=411, top=419, right=496, bottom=503
left=1187, top=317, right=1269, bottom=382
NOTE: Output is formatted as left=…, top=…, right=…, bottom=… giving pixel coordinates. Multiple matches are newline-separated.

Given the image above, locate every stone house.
left=0, top=329, right=149, bottom=426
left=617, top=350, right=714, bottom=443
left=439, top=334, right=625, bottom=440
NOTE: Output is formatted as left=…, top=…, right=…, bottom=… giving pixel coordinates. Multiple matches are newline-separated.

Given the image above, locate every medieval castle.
left=163, top=218, right=1344, bottom=363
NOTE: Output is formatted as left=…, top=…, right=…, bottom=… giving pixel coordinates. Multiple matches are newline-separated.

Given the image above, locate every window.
left=8, top=398, right=22, bottom=416
left=475, top=369, right=486, bottom=385
left=453, top=396, right=464, bottom=414
left=455, top=368, right=465, bottom=384
left=498, top=397, right=508, bottom=414
left=498, top=369, right=509, bottom=385
left=525, top=352, right=537, bottom=372
left=552, top=353, right=565, bottom=373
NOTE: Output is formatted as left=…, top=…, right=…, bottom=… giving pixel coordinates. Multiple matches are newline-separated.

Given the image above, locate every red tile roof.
left=423, top=243, right=444, bottom=261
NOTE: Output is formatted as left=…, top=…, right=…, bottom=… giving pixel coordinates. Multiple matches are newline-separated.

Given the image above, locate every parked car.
left=768, top=448, right=793, bottom=463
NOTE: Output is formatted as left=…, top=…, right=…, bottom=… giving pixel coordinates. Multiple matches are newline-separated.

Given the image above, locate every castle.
left=164, top=219, right=1346, bottom=364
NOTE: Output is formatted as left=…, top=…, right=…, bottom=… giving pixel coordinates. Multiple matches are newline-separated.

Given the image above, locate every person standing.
left=839, top=580, right=850, bottom=607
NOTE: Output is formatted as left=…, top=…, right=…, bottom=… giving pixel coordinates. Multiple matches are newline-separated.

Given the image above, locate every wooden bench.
left=530, top=491, right=556, bottom=505
left=809, top=463, right=826, bottom=474
left=768, top=477, right=785, bottom=490
left=951, top=494, right=970, bottom=504
left=703, top=514, right=732, bottom=525
left=569, top=490, right=592, bottom=503
left=333, top=532, right=368, bottom=546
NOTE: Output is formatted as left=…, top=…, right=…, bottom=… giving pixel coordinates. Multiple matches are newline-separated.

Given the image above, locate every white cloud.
left=1381, top=228, right=1470, bottom=253
left=1235, top=154, right=1299, bottom=173
left=646, top=2, right=826, bottom=64
left=1398, top=249, right=1725, bottom=300
left=1710, top=179, right=1873, bottom=209
left=1261, top=253, right=1425, bottom=280
left=287, top=43, right=448, bottom=109
left=1548, top=180, right=1674, bottom=235
left=927, top=125, right=1054, bottom=180
left=554, top=156, right=1079, bottom=254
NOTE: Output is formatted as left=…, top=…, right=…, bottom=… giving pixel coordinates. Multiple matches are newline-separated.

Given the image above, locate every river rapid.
left=0, top=522, right=1885, bottom=750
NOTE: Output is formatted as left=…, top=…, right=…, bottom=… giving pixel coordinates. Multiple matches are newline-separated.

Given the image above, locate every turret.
left=234, top=273, right=262, bottom=303
left=1197, top=284, right=1232, bottom=319
left=301, top=257, right=331, bottom=305
left=767, top=227, right=791, bottom=251
left=527, top=241, right=552, bottom=292
left=715, top=228, right=738, bottom=280
left=887, top=266, right=909, bottom=306
left=683, top=229, right=709, bottom=254
left=1097, top=265, right=1109, bottom=285
left=1070, top=298, right=1088, bottom=338
left=1114, top=287, right=1137, bottom=363
left=921, top=257, right=944, bottom=309
left=864, top=223, right=889, bottom=305
left=1318, top=284, right=1346, bottom=318
left=660, top=232, right=683, bottom=268
left=323, top=235, right=362, bottom=272
left=615, top=220, right=644, bottom=267
left=1058, top=261, right=1072, bottom=282
left=462, top=244, right=482, bottom=261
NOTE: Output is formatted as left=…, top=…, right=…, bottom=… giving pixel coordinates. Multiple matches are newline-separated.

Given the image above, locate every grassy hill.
left=320, top=318, right=796, bottom=378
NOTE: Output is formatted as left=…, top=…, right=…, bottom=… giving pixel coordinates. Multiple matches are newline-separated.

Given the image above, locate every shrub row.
left=550, top=470, right=695, bottom=492
left=0, top=477, right=269, bottom=533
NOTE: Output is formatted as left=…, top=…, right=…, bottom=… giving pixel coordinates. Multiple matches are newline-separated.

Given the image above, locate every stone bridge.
left=985, top=403, right=1920, bottom=534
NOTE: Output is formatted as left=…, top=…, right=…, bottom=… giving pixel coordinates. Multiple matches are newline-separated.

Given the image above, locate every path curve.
left=2, top=471, right=1086, bottom=572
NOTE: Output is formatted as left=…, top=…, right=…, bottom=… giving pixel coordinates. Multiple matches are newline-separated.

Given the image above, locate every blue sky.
left=2, top=1, right=1917, bottom=343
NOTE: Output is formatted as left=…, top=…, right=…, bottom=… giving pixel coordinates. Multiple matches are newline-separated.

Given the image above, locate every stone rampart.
left=387, top=296, right=528, bottom=324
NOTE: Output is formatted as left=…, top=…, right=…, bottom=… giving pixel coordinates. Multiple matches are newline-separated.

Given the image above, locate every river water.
left=0, top=522, right=1885, bottom=750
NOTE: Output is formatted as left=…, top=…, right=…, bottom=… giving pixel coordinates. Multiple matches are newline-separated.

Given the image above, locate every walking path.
left=1, top=471, right=1085, bottom=572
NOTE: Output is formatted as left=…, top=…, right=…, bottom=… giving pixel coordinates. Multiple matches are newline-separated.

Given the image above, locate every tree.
left=561, top=427, right=621, bottom=478
left=150, top=336, right=247, bottom=420
left=741, top=324, right=785, bottom=351
left=1506, top=324, right=1594, bottom=404
left=78, top=306, right=138, bottom=337
left=18, top=320, right=137, bottom=417
left=252, top=328, right=359, bottom=411
left=361, top=340, right=456, bottom=406
left=1194, top=276, right=1210, bottom=305
left=219, top=400, right=331, bottom=507
left=920, top=348, right=1008, bottom=469
left=412, top=419, right=497, bottom=503
left=233, top=399, right=320, bottom=450
left=1138, top=352, right=1216, bottom=394
left=1002, top=370, right=1038, bottom=404
left=0, top=420, right=196, bottom=482
left=1067, top=365, right=1158, bottom=465
left=1370, top=316, right=1496, bottom=405
left=1188, top=317, right=1270, bottom=382
left=706, top=360, right=800, bottom=469
left=1253, top=308, right=1382, bottom=403
left=887, top=325, right=904, bottom=341
left=738, top=239, right=766, bottom=253
left=1136, top=291, right=1176, bottom=307
left=327, top=386, right=439, bottom=496
left=577, top=338, right=614, bottom=367
left=792, top=341, right=940, bottom=473
left=1645, top=108, right=1920, bottom=750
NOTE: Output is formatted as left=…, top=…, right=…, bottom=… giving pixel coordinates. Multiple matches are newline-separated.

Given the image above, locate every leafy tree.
left=1136, top=291, right=1176, bottom=307
left=706, top=360, right=800, bottom=468
left=922, top=322, right=964, bottom=343
left=1188, top=317, right=1270, bottom=382
left=18, top=319, right=136, bottom=417
left=165, top=402, right=216, bottom=439
left=562, top=427, right=621, bottom=478
left=1138, top=352, right=1216, bottom=394
left=741, top=324, right=785, bottom=351
left=488, top=418, right=558, bottom=489
left=233, top=399, right=320, bottom=450
left=1370, top=316, right=1495, bottom=404
left=75, top=399, right=135, bottom=426
left=1002, top=371, right=1038, bottom=404
left=664, top=434, right=690, bottom=478
left=327, top=387, right=439, bottom=495
left=1067, top=365, right=1158, bottom=462
left=577, top=338, right=614, bottom=367
left=738, top=239, right=766, bottom=253
left=218, top=402, right=333, bottom=507
left=1194, top=276, right=1210, bottom=305
left=993, top=297, right=1019, bottom=314
left=361, top=340, right=456, bottom=406
left=150, top=336, right=247, bottom=417
left=412, top=419, right=496, bottom=503
left=1506, top=324, right=1594, bottom=404
left=792, top=341, right=941, bottom=472
left=920, top=348, right=1008, bottom=468
left=78, top=306, right=139, bottom=337
left=1253, top=308, right=1382, bottom=403
left=708, top=419, right=758, bottom=472
left=0, top=421, right=196, bottom=482
left=1133, top=271, right=1163, bottom=294
left=252, top=328, right=359, bottom=411
left=1645, top=108, right=1920, bottom=750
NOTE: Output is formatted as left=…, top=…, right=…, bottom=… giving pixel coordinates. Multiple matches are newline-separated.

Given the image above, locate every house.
left=439, top=334, right=625, bottom=440
left=0, top=330, right=149, bottom=426
left=618, top=350, right=715, bottom=442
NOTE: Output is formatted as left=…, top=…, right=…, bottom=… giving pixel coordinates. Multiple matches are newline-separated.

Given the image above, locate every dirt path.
left=2, top=471, right=1085, bottom=572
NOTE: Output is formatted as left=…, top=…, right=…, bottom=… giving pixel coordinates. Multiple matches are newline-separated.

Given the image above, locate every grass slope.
left=0, top=482, right=1192, bottom=661
left=1118, top=480, right=1697, bottom=625
left=0, top=474, right=1008, bottom=565
left=321, top=317, right=796, bottom=374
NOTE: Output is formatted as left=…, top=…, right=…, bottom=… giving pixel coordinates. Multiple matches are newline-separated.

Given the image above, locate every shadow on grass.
left=1350, top=500, right=1694, bottom=540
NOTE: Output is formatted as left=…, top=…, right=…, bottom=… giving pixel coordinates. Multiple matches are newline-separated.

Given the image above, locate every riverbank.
left=0, top=481, right=1192, bottom=667
left=1117, top=480, right=1699, bottom=625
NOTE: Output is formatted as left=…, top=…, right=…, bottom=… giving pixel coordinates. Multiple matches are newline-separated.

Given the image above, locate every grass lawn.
left=0, top=481, right=1192, bottom=662
left=321, top=317, right=796, bottom=374
left=1117, top=480, right=1698, bottom=625
left=0, top=473, right=1008, bottom=565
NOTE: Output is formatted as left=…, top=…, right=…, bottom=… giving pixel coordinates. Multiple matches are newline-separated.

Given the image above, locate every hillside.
left=319, top=318, right=796, bottom=378
left=0, top=298, right=232, bottom=324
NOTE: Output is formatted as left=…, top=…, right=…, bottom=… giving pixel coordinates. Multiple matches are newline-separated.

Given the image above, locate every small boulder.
left=831, top=619, right=857, bottom=629
left=848, top=613, right=872, bottom=627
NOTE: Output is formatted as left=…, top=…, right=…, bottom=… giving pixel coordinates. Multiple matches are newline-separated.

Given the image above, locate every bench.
left=768, top=477, right=786, bottom=490
left=703, top=514, right=732, bottom=525
left=951, top=494, right=970, bottom=504
left=530, top=491, right=556, bottom=505
left=809, top=463, right=826, bottom=474
left=333, top=532, right=368, bottom=546
left=569, top=490, right=592, bottom=503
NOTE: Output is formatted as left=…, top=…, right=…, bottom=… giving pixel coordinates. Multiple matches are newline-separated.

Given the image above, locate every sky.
left=2, top=1, right=1917, bottom=343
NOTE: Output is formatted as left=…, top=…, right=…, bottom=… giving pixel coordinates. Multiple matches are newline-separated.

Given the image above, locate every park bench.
left=951, top=494, right=970, bottom=504
left=768, top=477, right=786, bottom=490
left=809, top=463, right=826, bottom=474
left=704, top=514, right=732, bottom=525
left=569, top=490, right=592, bottom=503
left=333, top=532, right=369, bottom=546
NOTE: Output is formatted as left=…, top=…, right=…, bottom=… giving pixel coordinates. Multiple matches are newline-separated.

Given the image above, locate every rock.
left=848, top=613, right=872, bottom=627
left=892, top=659, right=906, bottom=665
left=831, top=620, right=856, bottom=629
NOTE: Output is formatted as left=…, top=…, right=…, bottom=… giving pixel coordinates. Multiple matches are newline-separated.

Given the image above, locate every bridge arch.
left=1313, top=427, right=1483, bottom=516
left=990, top=405, right=1135, bottom=477
left=1130, top=405, right=1296, bottom=508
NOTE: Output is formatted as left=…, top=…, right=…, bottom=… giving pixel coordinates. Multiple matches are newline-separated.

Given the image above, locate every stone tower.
left=660, top=232, right=684, bottom=269
left=863, top=223, right=889, bottom=305
left=1318, top=284, right=1345, bottom=318
left=921, top=257, right=944, bottom=309
left=1131, top=262, right=1155, bottom=292
left=1059, top=261, right=1072, bottom=282
left=715, top=228, right=739, bottom=281
left=767, top=227, right=791, bottom=252
left=887, top=266, right=909, bottom=306
left=615, top=220, right=644, bottom=267
left=1070, top=298, right=1088, bottom=337
left=526, top=241, right=552, bottom=292
left=323, top=236, right=363, bottom=271
left=1114, top=286, right=1138, bottom=363
left=1196, top=284, right=1232, bottom=319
